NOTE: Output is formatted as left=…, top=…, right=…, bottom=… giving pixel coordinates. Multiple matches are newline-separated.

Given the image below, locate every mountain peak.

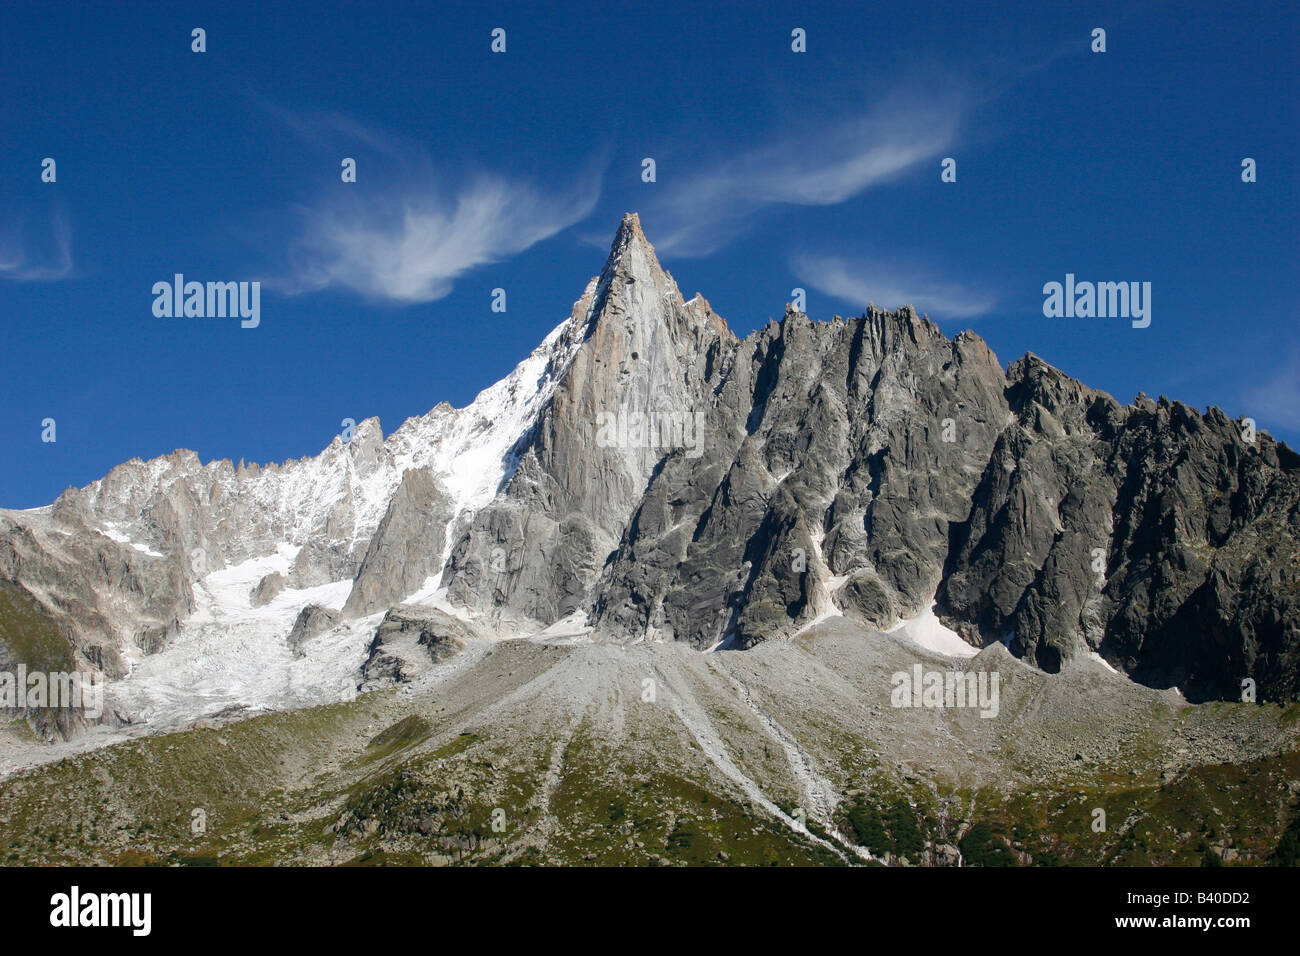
left=577, top=212, right=692, bottom=343
left=599, top=211, right=667, bottom=287
left=615, top=210, right=645, bottom=242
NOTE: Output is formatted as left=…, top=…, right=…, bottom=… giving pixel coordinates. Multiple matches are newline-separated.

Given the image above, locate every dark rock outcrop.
left=360, top=605, right=476, bottom=688
left=286, top=603, right=341, bottom=657
left=443, top=215, right=1300, bottom=701
left=250, top=572, right=286, bottom=608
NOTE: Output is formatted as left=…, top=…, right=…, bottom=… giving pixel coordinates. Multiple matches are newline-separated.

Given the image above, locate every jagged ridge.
left=3, top=212, right=1299, bottom=750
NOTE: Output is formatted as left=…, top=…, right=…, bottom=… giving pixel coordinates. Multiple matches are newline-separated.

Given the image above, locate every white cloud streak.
left=276, top=172, right=601, bottom=304
left=642, top=90, right=966, bottom=257
left=249, top=99, right=603, bottom=304
left=245, top=91, right=407, bottom=159
left=1242, top=350, right=1300, bottom=432
left=793, top=252, right=996, bottom=321
left=0, top=212, right=72, bottom=282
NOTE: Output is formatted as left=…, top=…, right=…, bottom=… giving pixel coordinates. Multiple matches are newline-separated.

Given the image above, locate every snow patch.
left=1087, top=651, right=1119, bottom=674
left=792, top=606, right=844, bottom=639
left=530, top=610, right=593, bottom=645
left=886, top=602, right=978, bottom=659
left=98, top=523, right=163, bottom=557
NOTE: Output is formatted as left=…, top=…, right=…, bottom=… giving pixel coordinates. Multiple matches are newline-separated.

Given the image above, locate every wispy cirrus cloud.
left=639, top=88, right=968, bottom=257
left=251, top=100, right=604, bottom=304
left=0, top=210, right=73, bottom=282
left=792, top=251, right=996, bottom=321
left=1242, top=349, right=1300, bottom=432
left=278, top=173, right=601, bottom=303
left=243, top=91, right=408, bottom=159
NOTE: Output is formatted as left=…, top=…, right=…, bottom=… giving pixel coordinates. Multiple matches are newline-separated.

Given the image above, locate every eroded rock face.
left=0, top=508, right=190, bottom=681
left=0, top=579, right=97, bottom=741
left=250, top=572, right=286, bottom=608
left=589, top=305, right=1014, bottom=652
left=342, top=467, right=452, bottom=619
left=443, top=214, right=735, bottom=630
left=439, top=216, right=1300, bottom=700
left=940, top=364, right=1300, bottom=700
left=288, top=539, right=355, bottom=590
left=2, top=212, right=1298, bottom=719
left=286, top=604, right=341, bottom=658
left=359, top=606, right=477, bottom=689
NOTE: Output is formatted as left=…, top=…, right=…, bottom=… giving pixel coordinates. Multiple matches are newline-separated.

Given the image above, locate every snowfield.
left=886, top=602, right=979, bottom=660
left=0, top=305, right=592, bottom=775
left=105, top=547, right=375, bottom=730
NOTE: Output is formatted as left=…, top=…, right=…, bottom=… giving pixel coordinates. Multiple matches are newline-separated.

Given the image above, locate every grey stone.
left=286, top=603, right=341, bottom=657
left=359, top=605, right=477, bottom=689
left=250, top=571, right=285, bottom=608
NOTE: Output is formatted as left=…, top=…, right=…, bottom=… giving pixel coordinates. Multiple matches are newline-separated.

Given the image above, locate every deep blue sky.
left=2, top=0, right=1296, bottom=509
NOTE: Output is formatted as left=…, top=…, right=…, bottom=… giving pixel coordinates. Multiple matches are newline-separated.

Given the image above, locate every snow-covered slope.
left=0, top=285, right=599, bottom=760
left=60, top=294, right=593, bottom=588
left=105, top=546, right=369, bottom=727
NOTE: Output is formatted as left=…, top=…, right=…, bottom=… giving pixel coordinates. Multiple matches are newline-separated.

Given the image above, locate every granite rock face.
left=2, top=212, right=1298, bottom=730
left=588, top=301, right=1012, bottom=653
left=0, top=579, right=96, bottom=741
left=250, top=572, right=286, bottom=608
left=0, top=507, right=191, bottom=681
left=342, top=467, right=452, bottom=619
left=439, top=216, right=1300, bottom=701
left=443, top=214, right=735, bottom=631
left=939, top=363, right=1300, bottom=700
